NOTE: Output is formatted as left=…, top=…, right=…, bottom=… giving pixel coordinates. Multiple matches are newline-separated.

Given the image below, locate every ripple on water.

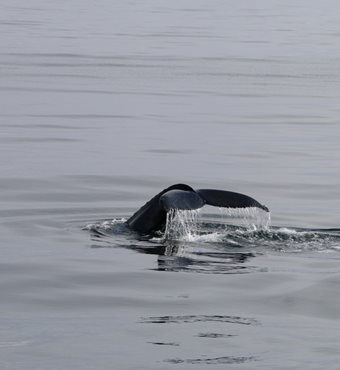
left=83, top=211, right=340, bottom=278
left=84, top=210, right=340, bottom=258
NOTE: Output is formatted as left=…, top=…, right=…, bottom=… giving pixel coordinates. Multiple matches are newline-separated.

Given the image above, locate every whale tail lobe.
left=196, top=189, right=269, bottom=212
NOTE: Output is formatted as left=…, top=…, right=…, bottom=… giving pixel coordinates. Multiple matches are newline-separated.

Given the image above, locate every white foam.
left=276, top=227, right=298, bottom=234
left=83, top=217, right=126, bottom=231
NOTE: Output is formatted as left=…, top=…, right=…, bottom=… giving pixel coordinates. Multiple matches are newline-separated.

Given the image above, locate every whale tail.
left=126, top=184, right=269, bottom=234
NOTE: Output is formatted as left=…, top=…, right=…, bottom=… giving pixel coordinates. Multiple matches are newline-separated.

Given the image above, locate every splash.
left=163, top=209, right=200, bottom=241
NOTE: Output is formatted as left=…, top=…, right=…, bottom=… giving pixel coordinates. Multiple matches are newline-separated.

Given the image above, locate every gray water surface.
left=1, top=1, right=340, bottom=369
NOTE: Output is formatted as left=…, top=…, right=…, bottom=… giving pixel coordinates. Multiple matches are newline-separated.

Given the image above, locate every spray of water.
left=163, top=209, right=200, bottom=241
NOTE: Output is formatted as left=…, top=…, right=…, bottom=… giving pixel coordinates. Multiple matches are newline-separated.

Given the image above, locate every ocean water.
left=1, top=0, right=340, bottom=368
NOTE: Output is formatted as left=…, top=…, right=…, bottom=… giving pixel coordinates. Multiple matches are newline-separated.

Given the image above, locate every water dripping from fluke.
left=163, top=209, right=201, bottom=241
left=162, top=207, right=271, bottom=242
left=217, top=207, right=271, bottom=231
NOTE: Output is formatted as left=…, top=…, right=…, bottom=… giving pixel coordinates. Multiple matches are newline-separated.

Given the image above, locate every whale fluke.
left=126, top=183, right=269, bottom=235
left=196, top=189, right=269, bottom=212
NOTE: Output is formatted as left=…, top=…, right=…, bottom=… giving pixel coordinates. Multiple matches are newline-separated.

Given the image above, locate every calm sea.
left=1, top=1, right=340, bottom=369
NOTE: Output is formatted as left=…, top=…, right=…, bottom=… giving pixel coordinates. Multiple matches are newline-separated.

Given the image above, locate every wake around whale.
left=126, top=184, right=269, bottom=235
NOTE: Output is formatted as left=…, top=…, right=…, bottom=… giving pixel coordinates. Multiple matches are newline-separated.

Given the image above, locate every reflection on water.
left=141, top=314, right=258, bottom=365
left=157, top=246, right=258, bottom=274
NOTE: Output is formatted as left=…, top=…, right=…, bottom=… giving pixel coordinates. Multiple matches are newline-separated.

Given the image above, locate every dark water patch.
left=140, top=315, right=258, bottom=326
left=148, top=342, right=179, bottom=346
left=164, top=355, right=255, bottom=365
left=197, top=333, right=235, bottom=338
